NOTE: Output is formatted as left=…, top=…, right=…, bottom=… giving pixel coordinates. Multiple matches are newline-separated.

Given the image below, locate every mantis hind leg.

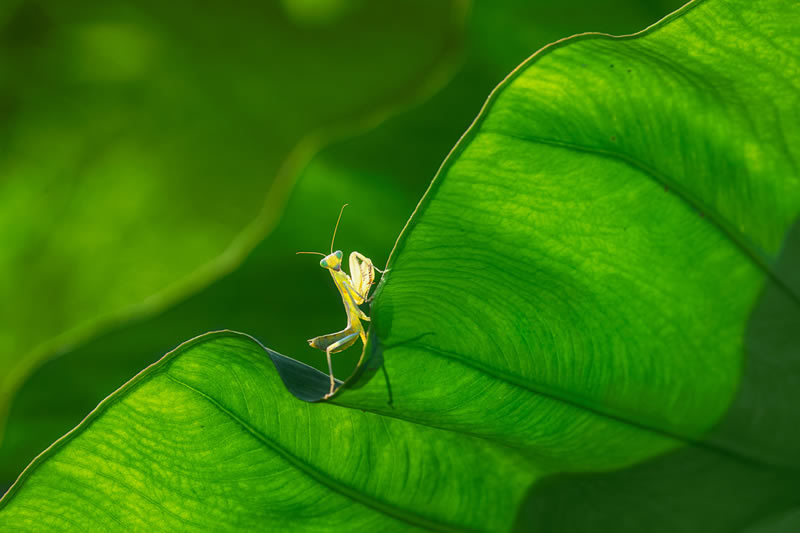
left=322, top=330, right=360, bottom=399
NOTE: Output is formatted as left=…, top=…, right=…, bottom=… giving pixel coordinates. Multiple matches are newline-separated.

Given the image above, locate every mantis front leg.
left=308, top=325, right=362, bottom=398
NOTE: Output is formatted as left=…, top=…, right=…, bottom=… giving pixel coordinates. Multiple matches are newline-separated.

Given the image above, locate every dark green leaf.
left=0, top=0, right=462, bottom=426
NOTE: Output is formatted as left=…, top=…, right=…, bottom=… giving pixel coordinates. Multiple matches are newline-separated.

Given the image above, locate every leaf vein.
left=165, top=374, right=471, bottom=533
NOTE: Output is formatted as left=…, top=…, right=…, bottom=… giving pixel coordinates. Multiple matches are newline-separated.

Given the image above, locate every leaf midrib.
left=165, top=375, right=472, bottom=533
left=480, top=128, right=800, bottom=308
left=392, top=341, right=798, bottom=473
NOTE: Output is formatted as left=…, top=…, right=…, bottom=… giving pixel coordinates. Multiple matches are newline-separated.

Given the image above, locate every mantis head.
left=320, top=250, right=343, bottom=271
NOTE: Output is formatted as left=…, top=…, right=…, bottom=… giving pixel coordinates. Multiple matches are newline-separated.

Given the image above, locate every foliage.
left=0, top=0, right=462, bottom=431
left=3, top=0, right=799, bottom=530
left=0, top=0, right=687, bottom=487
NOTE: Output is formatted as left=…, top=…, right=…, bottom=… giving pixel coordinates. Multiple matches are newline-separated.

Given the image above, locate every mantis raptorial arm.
left=348, top=251, right=374, bottom=304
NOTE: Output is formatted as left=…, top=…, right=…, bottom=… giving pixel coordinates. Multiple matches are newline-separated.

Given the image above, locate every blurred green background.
left=0, top=0, right=685, bottom=489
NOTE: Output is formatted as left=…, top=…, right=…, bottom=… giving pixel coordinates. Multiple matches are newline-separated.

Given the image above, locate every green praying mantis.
left=297, top=204, right=384, bottom=399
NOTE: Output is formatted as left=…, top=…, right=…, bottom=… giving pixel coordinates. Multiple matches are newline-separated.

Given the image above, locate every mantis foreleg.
left=308, top=327, right=360, bottom=398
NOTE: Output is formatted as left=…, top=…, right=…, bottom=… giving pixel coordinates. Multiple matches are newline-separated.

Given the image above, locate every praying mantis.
left=297, top=204, right=383, bottom=399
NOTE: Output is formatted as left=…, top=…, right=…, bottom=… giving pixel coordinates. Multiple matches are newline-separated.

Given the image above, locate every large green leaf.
left=0, top=0, right=462, bottom=424
left=4, top=0, right=799, bottom=530
left=361, top=0, right=800, bottom=527
left=0, top=332, right=542, bottom=531
left=0, top=0, right=687, bottom=485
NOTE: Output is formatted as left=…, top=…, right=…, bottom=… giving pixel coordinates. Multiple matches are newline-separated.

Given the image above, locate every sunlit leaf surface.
left=0, top=0, right=687, bottom=486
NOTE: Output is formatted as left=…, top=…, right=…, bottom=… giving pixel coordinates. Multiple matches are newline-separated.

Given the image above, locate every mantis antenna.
left=330, top=203, right=348, bottom=253
left=296, top=203, right=349, bottom=256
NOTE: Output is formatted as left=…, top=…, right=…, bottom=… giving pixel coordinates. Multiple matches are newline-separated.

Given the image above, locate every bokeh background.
left=0, top=0, right=686, bottom=491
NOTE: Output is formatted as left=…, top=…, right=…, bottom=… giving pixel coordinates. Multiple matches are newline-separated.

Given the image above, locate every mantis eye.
left=335, top=250, right=343, bottom=260
left=320, top=259, right=327, bottom=268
